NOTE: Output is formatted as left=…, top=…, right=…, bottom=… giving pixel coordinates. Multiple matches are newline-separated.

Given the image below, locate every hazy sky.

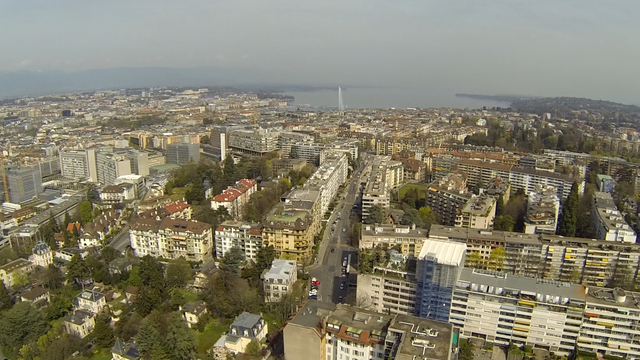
left=1, top=0, right=638, bottom=103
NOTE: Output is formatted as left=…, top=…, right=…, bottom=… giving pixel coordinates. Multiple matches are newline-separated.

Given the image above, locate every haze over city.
left=1, top=0, right=639, bottom=104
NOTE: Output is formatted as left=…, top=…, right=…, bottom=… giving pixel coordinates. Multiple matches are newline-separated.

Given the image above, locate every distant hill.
left=511, top=97, right=640, bottom=115
left=0, top=67, right=291, bottom=99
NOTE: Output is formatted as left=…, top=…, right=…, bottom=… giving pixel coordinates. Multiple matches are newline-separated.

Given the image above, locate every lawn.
left=90, top=349, right=113, bottom=360
left=398, top=183, right=428, bottom=200
left=197, top=319, right=229, bottom=355
left=176, top=289, right=200, bottom=303
left=170, top=186, right=189, bottom=201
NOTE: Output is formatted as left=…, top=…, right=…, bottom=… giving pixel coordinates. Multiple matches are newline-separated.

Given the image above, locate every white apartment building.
left=592, top=192, right=637, bottom=243
left=357, top=268, right=418, bottom=315
left=210, top=179, right=257, bottom=220
left=60, top=148, right=97, bottom=182
left=455, top=193, right=496, bottom=229
left=228, top=128, right=280, bottom=156
left=129, top=217, right=213, bottom=261
left=359, top=224, right=428, bottom=257
left=284, top=302, right=453, bottom=360
left=96, top=151, right=131, bottom=186
left=581, top=288, right=640, bottom=358
left=303, top=151, right=348, bottom=216
left=261, top=259, right=297, bottom=303
left=214, top=221, right=262, bottom=260
left=451, top=268, right=585, bottom=356
left=524, top=185, right=560, bottom=235
left=279, top=131, right=314, bottom=158
left=100, top=183, right=136, bottom=204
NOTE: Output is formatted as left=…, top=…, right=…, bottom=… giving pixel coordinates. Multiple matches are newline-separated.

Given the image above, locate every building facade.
left=60, top=148, right=97, bottom=182
left=455, top=193, right=496, bottom=229
left=129, top=217, right=213, bottom=261
left=261, top=259, right=297, bottom=303
left=210, top=179, right=258, bottom=220
left=166, top=142, right=200, bottom=165
left=6, top=166, right=43, bottom=204
left=95, top=152, right=131, bottom=186
left=214, top=221, right=262, bottom=260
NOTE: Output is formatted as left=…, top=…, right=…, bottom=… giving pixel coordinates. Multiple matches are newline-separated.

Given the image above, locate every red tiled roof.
left=67, top=222, right=81, bottom=232
left=212, top=179, right=256, bottom=203
left=165, top=202, right=190, bottom=214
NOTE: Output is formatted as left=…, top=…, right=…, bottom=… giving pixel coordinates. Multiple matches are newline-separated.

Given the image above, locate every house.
left=55, top=248, right=89, bottom=262
left=29, top=241, right=53, bottom=268
left=0, top=258, right=34, bottom=289
left=180, top=300, right=208, bottom=328
left=210, top=179, right=257, bottom=219
left=76, top=290, right=106, bottom=314
left=191, top=267, right=218, bottom=293
left=108, top=257, right=134, bottom=275
left=20, top=286, right=50, bottom=306
left=124, top=286, right=138, bottom=304
left=100, top=183, right=137, bottom=204
left=164, top=201, right=192, bottom=220
left=112, top=338, right=140, bottom=360
left=261, top=259, right=297, bottom=303
left=66, top=222, right=81, bottom=234
left=213, top=312, right=268, bottom=357
left=63, top=310, right=95, bottom=339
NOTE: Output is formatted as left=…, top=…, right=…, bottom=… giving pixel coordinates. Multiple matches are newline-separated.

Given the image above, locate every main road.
left=310, top=157, right=369, bottom=304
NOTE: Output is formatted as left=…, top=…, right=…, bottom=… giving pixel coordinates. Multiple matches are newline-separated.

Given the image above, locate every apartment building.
left=6, top=166, right=43, bottom=204
left=122, top=149, right=149, bottom=176
left=261, top=259, right=297, bottom=303
left=60, top=148, right=97, bottom=182
left=415, top=238, right=466, bottom=322
left=209, top=125, right=229, bottom=161
left=214, top=221, right=262, bottom=260
left=303, top=151, right=348, bottom=217
left=210, top=179, right=258, bottom=219
left=279, top=131, right=314, bottom=158
left=282, top=188, right=323, bottom=236
left=129, top=217, right=213, bottom=262
left=455, top=193, right=496, bottom=230
left=166, top=142, right=200, bottom=165
left=425, top=172, right=473, bottom=226
left=581, top=288, right=640, bottom=358
left=95, top=151, right=131, bottom=186
left=591, top=192, right=637, bottom=243
left=540, top=234, right=640, bottom=287
left=362, top=164, right=390, bottom=220
left=228, top=128, right=280, bottom=156
left=0, top=258, right=33, bottom=289
left=360, top=224, right=428, bottom=257
left=283, top=301, right=453, bottom=360
left=451, top=268, right=585, bottom=356
left=99, top=183, right=136, bottom=204
left=262, top=205, right=316, bottom=262
left=484, top=177, right=511, bottom=203
left=429, top=226, right=542, bottom=278
left=291, top=143, right=325, bottom=164
left=524, top=185, right=560, bottom=235
left=272, top=158, right=306, bottom=176
left=357, top=267, right=418, bottom=315
left=455, top=160, right=581, bottom=200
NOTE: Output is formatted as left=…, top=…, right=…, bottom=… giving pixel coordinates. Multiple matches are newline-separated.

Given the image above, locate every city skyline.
left=0, top=0, right=639, bottom=104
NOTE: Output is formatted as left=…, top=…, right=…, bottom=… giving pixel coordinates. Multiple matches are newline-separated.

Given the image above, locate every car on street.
left=331, top=248, right=335, bottom=253
left=338, top=295, right=343, bottom=302
left=343, top=228, right=346, bottom=232
left=340, top=282, right=345, bottom=290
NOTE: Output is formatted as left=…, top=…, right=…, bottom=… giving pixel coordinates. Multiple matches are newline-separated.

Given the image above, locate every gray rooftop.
left=231, top=312, right=262, bottom=330
left=289, top=300, right=336, bottom=328
left=262, top=259, right=296, bottom=282
left=458, top=267, right=586, bottom=302
left=390, top=314, right=453, bottom=360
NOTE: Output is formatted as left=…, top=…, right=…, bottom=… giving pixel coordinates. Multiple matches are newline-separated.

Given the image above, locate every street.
left=310, top=158, right=368, bottom=304
left=108, top=224, right=131, bottom=253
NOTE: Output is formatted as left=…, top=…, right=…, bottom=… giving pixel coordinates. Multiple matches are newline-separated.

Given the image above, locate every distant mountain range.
left=0, top=67, right=305, bottom=99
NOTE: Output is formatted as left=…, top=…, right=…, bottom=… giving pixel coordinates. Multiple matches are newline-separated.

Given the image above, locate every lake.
left=283, top=87, right=509, bottom=110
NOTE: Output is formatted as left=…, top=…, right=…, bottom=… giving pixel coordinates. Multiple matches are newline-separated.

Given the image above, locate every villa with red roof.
left=165, top=201, right=192, bottom=220
left=210, top=179, right=257, bottom=220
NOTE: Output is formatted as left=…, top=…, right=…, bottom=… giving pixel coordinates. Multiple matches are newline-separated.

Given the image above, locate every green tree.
left=79, top=200, right=93, bottom=224
left=136, top=256, right=166, bottom=317
left=496, top=194, right=505, bottom=216
left=557, top=182, right=580, bottom=237
left=364, top=205, right=386, bottom=224
left=487, top=248, right=505, bottom=271
left=45, top=297, right=72, bottom=321
left=245, top=339, right=262, bottom=356
left=219, top=246, right=245, bottom=276
left=137, top=320, right=160, bottom=359
left=0, top=302, right=49, bottom=350
left=0, top=280, right=11, bottom=310
left=418, top=206, right=437, bottom=228
left=459, top=340, right=475, bottom=360
left=223, top=155, right=237, bottom=186
left=165, top=259, right=193, bottom=290
left=289, top=147, right=298, bottom=159
left=185, top=180, right=205, bottom=204
left=87, top=184, right=100, bottom=204
left=91, top=314, right=115, bottom=349
left=0, top=247, right=18, bottom=266
left=101, top=246, right=121, bottom=263
left=164, top=312, right=197, bottom=360
left=493, top=215, right=515, bottom=231
left=65, top=254, right=89, bottom=283
left=150, top=342, right=171, bottom=360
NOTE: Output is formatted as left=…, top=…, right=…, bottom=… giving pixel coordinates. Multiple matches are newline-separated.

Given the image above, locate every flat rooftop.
left=390, top=314, right=453, bottom=360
